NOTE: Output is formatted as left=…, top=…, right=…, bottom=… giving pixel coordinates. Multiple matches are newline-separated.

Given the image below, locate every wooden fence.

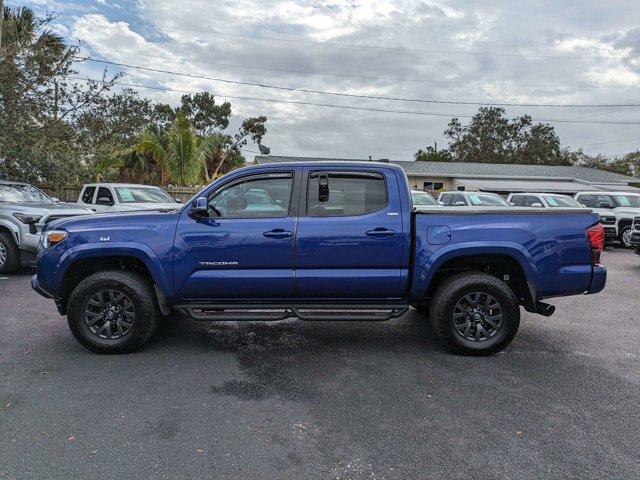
left=38, top=185, right=203, bottom=203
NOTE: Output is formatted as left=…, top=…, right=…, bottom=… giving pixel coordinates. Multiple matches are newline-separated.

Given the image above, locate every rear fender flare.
left=409, top=241, right=538, bottom=302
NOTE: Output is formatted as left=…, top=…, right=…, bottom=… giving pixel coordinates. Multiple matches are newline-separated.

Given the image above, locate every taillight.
left=587, top=223, right=604, bottom=265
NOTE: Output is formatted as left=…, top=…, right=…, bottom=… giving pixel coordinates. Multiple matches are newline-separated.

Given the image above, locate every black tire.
left=67, top=270, right=160, bottom=354
left=429, top=272, right=520, bottom=356
left=619, top=225, right=632, bottom=248
left=0, top=232, right=20, bottom=274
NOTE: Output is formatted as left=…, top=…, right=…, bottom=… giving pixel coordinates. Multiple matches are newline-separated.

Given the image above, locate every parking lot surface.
left=1, top=249, right=638, bottom=479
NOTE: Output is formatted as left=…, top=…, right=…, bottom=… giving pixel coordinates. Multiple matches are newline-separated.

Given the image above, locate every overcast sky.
left=16, top=0, right=640, bottom=160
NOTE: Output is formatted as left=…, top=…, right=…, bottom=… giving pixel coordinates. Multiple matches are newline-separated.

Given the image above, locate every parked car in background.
left=507, top=193, right=617, bottom=244
left=437, top=191, right=510, bottom=207
left=631, top=216, right=640, bottom=255
left=77, top=183, right=181, bottom=213
left=33, top=162, right=606, bottom=356
left=574, top=192, right=640, bottom=247
left=0, top=181, right=93, bottom=273
left=411, top=190, right=439, bottom=207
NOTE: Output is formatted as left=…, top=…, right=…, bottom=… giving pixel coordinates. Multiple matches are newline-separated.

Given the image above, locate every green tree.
left=441, top=107, right=572, bottom=166
left=135, top=114, right=219, bottom=185
left=414, top=145, right=453, bottom=162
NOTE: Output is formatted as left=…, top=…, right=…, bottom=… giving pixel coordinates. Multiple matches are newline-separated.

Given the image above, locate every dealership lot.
left=0, top=249, right=638, bottom=479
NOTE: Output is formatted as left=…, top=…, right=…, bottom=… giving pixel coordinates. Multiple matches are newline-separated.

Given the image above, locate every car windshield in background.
left=114, top=186, right=174, bottom=204
left=614, top=195, right=640, bottom=208
left=0, top=184, right=53, bottom=204
left=545, top=196, right=583, bottom=208
left=412, top=191, right=437, bottom=206
left=468, top=193, right=510, bottom=206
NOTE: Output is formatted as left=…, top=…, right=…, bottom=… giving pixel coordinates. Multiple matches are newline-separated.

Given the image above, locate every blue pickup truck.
left=32, top=162, right=607, bottom=355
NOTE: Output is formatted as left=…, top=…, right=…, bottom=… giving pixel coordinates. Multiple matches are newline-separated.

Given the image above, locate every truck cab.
left=33, top=162, right=606, bottom=356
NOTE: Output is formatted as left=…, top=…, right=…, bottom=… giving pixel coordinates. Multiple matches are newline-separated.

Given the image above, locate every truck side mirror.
left=318, top=174, right=329, bottom=202
left=173, top=197, right=182, bottom=203
left=453, top=201, right=466, bottom=206
left=531, top=202, right=544, bottom=208
left=97, top=197, right=113, bottom=206
left=598, top=202, right=613, bottom=209
left=189, top=196, right=208, bottom=218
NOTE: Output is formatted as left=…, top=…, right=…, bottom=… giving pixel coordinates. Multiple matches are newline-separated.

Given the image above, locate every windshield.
left=114, top=186, right=174, bottom=204
left=411, top=191, right=437, bottom=206
left=545, top=195, right=583, bottom=208
left=0, top=184, right=53, bottom=204
left=468, top=193, right=510, bottom=206
left=613, top=195, right=640, bottom=208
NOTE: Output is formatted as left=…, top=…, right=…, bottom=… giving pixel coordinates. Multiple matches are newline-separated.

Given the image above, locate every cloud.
left=58, top=0, right=640, bottom=158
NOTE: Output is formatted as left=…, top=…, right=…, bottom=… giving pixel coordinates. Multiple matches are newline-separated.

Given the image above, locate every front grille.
left=634, top=217, right=640, bottom=228
left=600, top=216, right=615, bottom=225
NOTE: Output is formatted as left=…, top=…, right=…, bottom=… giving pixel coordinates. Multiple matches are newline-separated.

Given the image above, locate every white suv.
left=507, top=192, right=617, bottom=244
left=574, top=192, right=640, bottom=247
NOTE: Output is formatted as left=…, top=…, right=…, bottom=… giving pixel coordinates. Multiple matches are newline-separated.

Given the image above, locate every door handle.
left=263, top=229, right=293, bottom=239
left=366, top=228, right=396, bottom=237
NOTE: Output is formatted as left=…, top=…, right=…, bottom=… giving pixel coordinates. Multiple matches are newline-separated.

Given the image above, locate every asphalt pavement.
left=1, top=249, right=638, bottom=479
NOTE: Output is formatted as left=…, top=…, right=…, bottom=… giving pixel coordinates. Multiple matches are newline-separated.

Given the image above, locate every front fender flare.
left=56, top=242, right=173, bottom=299
left=0, top=219, right=20, bottom=245
left=409, top=241, right=539, bottom=303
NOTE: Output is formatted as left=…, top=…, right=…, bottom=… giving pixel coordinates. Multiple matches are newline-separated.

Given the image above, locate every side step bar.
left=174, top=303, right=409, bottom=322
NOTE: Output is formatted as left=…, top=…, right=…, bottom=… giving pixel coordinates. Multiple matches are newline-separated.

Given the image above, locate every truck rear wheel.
left=429, top=272, right=520, bottom=356
left=0, top=232, right=20, bottom=274
left=67, top=270, right=160, bottom=354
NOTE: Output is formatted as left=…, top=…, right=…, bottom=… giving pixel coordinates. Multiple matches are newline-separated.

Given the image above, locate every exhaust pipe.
left=535, top=302, right=555, bottom=317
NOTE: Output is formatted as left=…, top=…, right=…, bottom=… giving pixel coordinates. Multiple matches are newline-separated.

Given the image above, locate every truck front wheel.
left=0, top=232, right=20, bottom=274
left=66, top=270, right=160, bottom=354
left=429, top=272, right=520, bottom=356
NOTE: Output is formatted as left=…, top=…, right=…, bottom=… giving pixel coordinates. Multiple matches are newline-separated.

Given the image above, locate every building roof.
left=254, top=155, right=637, bottom=185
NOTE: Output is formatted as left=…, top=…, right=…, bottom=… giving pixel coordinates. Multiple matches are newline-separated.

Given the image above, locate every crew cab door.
left=294, top=168, right=406, bottom=298
left=173, top=171, right=299, bottom=299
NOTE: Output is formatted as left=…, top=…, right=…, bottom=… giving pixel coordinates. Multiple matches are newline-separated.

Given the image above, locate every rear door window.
left=307, top=172, right=387, bottom=217
left=510, top=196, right=525, bottom=206
left=97, top=187, right=114, bottom=204
left=452, top=194, right=467, bottom=206
left=81, top=186, right=96, bottom=204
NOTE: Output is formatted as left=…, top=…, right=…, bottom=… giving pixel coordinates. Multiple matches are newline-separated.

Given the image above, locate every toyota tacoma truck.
left=32, top=162, right=607, bottom=356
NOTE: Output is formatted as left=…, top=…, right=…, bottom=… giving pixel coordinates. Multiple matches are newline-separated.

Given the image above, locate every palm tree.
left=135, top=114, right=211, bottom=186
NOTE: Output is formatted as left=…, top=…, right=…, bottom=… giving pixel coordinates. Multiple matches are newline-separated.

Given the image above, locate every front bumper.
left=631, top=231, right=640, bottom=254
left=31, top=274, right=52, bottom=298
left=603, top=226, right=617, bottom=243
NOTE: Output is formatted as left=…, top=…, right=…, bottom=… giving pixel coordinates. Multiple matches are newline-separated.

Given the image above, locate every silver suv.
left=0, top=181, right=93, bottom=273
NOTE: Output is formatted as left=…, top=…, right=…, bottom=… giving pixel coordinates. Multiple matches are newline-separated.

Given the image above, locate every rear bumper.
left=587, top=266, right=607, bottom=295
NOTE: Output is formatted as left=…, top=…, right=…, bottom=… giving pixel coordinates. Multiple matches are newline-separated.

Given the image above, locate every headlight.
left=42, top=230, right=68, bottom=249
left=12, top=213, right=43, bottom=224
